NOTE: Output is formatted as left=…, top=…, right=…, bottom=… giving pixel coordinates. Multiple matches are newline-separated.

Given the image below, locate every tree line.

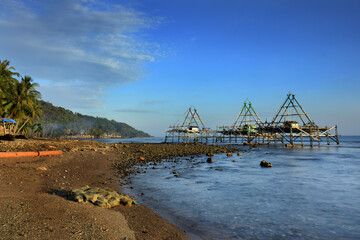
left=39, top=100, right=151, bottom=138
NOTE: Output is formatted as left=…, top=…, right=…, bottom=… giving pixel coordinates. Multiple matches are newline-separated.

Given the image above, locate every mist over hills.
left=38, top=101, right=151, bottom=138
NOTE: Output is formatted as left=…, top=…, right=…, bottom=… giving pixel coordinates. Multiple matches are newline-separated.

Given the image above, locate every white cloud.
left=39, top=83, right=103, bottom=109
left=0, top=0, right=163, bottom=108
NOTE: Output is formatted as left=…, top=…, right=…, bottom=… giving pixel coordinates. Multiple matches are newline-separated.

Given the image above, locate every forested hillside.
left=38, top=101, right=151, bottom=138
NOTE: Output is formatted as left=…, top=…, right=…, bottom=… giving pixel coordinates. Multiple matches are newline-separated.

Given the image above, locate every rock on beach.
left=69, top=186, right=136, bottom=208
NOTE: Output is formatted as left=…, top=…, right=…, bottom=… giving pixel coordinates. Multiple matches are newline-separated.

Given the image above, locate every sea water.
left=87, top=136, right=164, bottom=144
left=121, top=136, right=360, bottom=239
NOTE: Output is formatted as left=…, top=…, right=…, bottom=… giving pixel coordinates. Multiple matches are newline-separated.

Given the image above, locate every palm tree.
left=0, top=59, right=20, bottom=116
left=2, top=76, right=42, bottom=133
left=0, top=59, right=20, bottom=81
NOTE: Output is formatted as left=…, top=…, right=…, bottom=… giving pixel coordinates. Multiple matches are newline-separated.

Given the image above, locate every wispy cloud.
left=39, top=83, right=103, bottom=109
left=0, top=0, right=163, bottom=108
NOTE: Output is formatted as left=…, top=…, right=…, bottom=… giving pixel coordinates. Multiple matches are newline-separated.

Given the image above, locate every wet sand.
left=0, top=139, right=236, bottom=239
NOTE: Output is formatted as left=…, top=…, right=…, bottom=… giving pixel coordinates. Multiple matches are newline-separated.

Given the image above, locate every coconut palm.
left=2, top=76, right=42, bottom=133
left=0, top=59, right=20, bottom=116
left=0, top=59, right=19, bottom=82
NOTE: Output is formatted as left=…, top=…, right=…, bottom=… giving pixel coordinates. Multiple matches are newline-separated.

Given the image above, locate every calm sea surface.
left=98, top=136, right=360, bottom=239
left=88, top=136, right=164, bottom=144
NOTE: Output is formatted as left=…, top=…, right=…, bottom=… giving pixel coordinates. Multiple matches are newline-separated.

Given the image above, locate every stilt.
left=326, top=130, right=330, bottom=145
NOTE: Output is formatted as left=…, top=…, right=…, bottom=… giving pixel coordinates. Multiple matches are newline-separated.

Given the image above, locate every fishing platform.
left=165, top=93, right=339, bottom=147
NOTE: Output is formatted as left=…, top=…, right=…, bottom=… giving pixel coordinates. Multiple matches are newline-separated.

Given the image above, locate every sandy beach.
left=0, top=139, right=236, bottom=239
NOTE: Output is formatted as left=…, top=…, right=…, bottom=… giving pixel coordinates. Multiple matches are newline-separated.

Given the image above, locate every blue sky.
left=1, top=0, right=359, bottom=136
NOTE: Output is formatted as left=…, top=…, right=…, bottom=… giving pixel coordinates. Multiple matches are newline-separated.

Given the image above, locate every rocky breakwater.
left=112, top=143, right=238, bottom=182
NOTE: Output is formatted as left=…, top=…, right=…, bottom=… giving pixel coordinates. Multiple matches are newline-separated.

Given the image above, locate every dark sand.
left=0, top=139, right=236, bottom=239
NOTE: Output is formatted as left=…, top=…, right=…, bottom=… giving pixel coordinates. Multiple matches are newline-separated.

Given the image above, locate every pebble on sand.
left=36, top=167, right=48, bottom=171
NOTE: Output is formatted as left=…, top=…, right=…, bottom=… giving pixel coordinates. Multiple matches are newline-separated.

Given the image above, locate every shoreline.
left=0, top=139, right=237, bottom=239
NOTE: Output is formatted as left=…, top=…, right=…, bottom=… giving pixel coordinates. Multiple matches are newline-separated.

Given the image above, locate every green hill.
left=38, top=101, right=151, bottom=138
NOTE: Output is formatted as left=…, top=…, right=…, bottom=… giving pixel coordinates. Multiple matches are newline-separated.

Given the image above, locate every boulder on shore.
left=207, top=157, right=214, bottom=163
left=260, top=160, right=272, bottom=167
left=68, top=186, right=136, bottom=208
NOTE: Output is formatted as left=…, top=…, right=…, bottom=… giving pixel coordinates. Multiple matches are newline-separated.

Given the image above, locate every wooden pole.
left=327, top=130, right=330, bottom=145
left=15, top=119, right=29, bottom=135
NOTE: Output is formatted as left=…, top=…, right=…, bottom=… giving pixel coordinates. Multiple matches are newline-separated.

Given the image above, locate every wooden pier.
left=165, top=94, right=340, bottom=147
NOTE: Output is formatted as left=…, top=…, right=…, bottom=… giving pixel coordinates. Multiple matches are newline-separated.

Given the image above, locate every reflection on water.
left=123, top=136, right=360, bottom=239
